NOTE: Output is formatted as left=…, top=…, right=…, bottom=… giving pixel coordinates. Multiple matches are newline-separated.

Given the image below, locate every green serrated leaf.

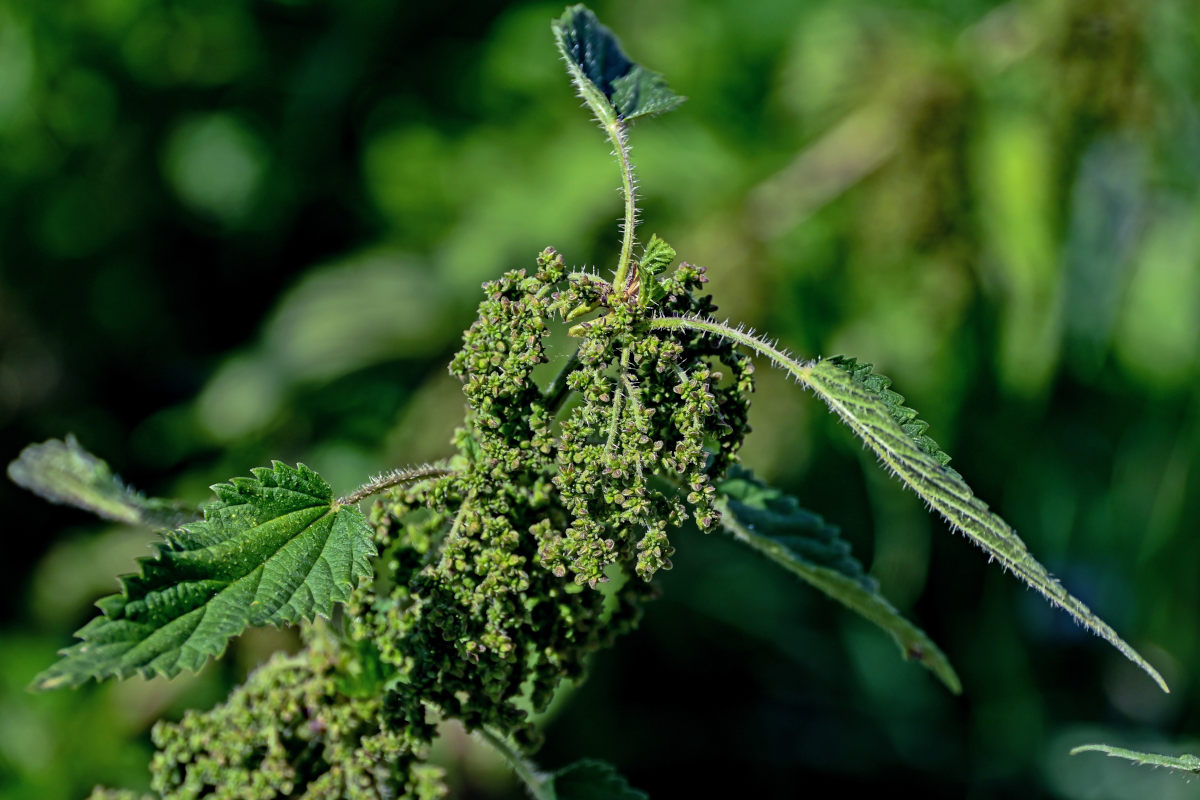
left=639, top=234, right=675, bottom=277
left=716, top=467, right=961, bottom=694
left=651, top=315, right=1170, bottom=693
left=610, top=68, right=681, bottom=122
left=7, top=435, right=194, bottom=529
left=33, top=462, right=376, bottom=690
left=552, top=5, right=684, bottom=122
left=823, top=357, right=958, bottom=473
left=546, top=759, right=649, bottom=800
left=1070, top=744, right=1200, bottom=774
left=638, top=234, right=676, bottom=307
left=802, top=356, right=1169, bottom=693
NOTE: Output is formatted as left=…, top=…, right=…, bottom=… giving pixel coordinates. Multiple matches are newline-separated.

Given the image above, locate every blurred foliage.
left=2, top=0, right=1199, bottom=797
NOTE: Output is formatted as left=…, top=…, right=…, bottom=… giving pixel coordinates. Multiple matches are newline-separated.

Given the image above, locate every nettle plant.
left=9, top=6, right=1175, bottom=798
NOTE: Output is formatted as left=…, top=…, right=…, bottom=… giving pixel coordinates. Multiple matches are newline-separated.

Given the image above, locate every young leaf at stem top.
left=551, top=5, right=682, bottom=289
left=552, top=5, right=684, bottom=123
left=33, top=461, right=376, bottom=690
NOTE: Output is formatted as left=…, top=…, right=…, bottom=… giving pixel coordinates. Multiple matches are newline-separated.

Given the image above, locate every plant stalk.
left=649, top=316, right=811, bottom=381
left=338, top=463, right=453, bottom=506
left=543, top=348, right=583, bottom=413
left=606, top=118, right=638, bottom=290
left=477, top=728, right=552, bottom=800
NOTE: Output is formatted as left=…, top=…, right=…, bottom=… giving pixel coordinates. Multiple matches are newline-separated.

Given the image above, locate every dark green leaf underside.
left=1071, top=744, right=1200, bottom=774
left=7, top=435, right=194, bottom=529
left=552, top=5, right=683, bottom=121
left=717, top=467, right=961, bottom=693
left=547, top=759, right=649, bottom=800
left=34, top=462, right=376, bottom=690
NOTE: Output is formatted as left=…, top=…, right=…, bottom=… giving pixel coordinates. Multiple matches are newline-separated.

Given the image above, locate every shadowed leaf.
left=547, top=759, right=649, bottom=800
left=717, top=467, right=960, bottom=693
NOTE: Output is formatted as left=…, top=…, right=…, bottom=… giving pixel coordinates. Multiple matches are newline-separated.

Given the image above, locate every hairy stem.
left=1071, top=744, right=1200, bottom=773
left=604, top=348, right=631, bottom=453
left=566, top=271, right=611, bottom=286
left=607, top=118, right=638, bottom=290
left=477, top=728, right=551, bottom=800
left=338, top=462, right=453, bottom=506
left=621, top=372, right=646, bottom=483
left=650, top=315, right=808, bottom=379
left=553, top=27, right=639, bottom=293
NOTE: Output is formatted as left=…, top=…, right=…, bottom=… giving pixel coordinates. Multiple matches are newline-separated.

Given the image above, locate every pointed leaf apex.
left=803, top=356, right=1169, bottom=693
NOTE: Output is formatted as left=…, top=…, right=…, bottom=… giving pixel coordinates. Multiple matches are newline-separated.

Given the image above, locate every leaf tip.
left=29, top=669, right=74, bottom=692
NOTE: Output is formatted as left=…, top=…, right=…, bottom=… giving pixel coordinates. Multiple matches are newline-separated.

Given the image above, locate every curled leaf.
left=8, top=435, right=194, bottom=528
left=552, top=5, right=684, bottom=122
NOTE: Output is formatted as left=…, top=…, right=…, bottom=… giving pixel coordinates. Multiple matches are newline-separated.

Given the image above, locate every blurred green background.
left=2, top=0, right=1200, bottom=797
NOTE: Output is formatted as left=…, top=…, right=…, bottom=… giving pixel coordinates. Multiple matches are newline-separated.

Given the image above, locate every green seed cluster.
left=347, top=245, right=753, bottom=753
left=355, top=250, right=655, bottom=745
left=102, top=243, right=753, bottom=799
left=147, top=627, right=444, bottom=800
left=540, top=253, right=755, bottom=585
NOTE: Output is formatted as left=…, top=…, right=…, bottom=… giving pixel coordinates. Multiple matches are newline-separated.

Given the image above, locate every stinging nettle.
left=6, top=5, right=1169, bottom=798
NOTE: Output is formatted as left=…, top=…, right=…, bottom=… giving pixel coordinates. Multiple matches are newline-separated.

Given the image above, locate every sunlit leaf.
left=34, top=462, right=376, bottom=689
left=802, top=356, right=1168, bottom=692
left=649, top=316, right=1169, bottom=693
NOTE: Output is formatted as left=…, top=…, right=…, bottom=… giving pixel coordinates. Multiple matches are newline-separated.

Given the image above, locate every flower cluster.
left=539, top=250, right=755, bottom=585
left=146, top=626, right=444, bottom=800
left=350, top=242, right=755, bottom=757
left=111, top=241, right=755, bottom=799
